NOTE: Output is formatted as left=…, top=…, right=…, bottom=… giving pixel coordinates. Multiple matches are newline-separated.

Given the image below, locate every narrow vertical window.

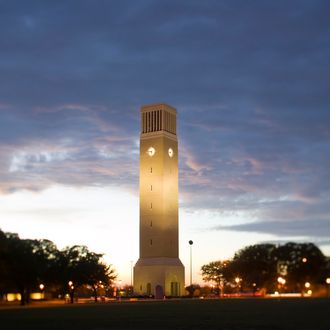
left=150, top=202, right=152, bottom=209
left=174, top=114, right=176, bottom=134
left=148, top=112, right=150, bottom=132
left=150, top=239, right=153, bottom=245
left=150, top=167, right=152, bottom=173
left=150, top=185, right=152, bottom=191
left=152, top=111, right=155, bottom=131
left=150, top=221, right=152, bottom=227
left=156, top=110, right=158, bottom=131
left=160, top=110, right=163, bottom=130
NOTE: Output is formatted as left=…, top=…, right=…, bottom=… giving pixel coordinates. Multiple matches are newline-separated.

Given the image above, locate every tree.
left=185, top=284, right=201, bottom=297
left=55, top=245, right=116, bottom=303
left=1, top=233, right=56, bottom=305
left=201, top=242, right=328, bottom=295
left=201, top=260, right=232, bottom=295
left=230, top=244, right=277, bottom=292
left=0, top=229, right=9, bottom=295
left=275, top=242, right=327, bottom=292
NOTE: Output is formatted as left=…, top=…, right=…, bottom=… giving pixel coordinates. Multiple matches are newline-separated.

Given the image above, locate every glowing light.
left=6, top=293, right=21, bottom=302
left=39, top=284, right=45, bottom=290
left=326, top=278, right=330, bottom=284
left=235, top=277, right=241, bottom=284
left=277, top=277, right=286, bottom=285
left=302, top=258, right=307, bottom=263
left=307, top=290, right=312, bottom=295
left=305, top=282, right=310, bottom=288
left=68, top=281, right=73, bottom=286
left=30, top=292, right=44, bottom=300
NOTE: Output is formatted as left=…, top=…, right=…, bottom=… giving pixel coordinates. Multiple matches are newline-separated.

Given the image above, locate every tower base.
left=134, top=257, right=185, bottom=298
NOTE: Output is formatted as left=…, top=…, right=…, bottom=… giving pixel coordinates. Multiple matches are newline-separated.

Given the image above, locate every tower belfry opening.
left=134, top=103, right=185, bottom=298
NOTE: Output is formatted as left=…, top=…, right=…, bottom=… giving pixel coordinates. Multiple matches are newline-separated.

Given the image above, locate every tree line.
left=200, top=242, right=330, bottom=295
left=0, top=229, right=116, bottom=305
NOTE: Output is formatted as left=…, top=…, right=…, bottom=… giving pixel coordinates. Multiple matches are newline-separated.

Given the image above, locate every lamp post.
left=68, top=281, right=74, bottom=304
left=277, top=277, right=286, bottom=297
left=189, top=240, right=193, bottom=287
left=130, top=260, right=133, bottom=287
left=235, top=277, right=241, bottom=294
left=39, top=284, right=45, bottom=300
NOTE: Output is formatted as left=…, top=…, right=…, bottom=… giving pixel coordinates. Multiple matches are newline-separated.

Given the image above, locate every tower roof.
left=140, top=103, right=176, bottom=115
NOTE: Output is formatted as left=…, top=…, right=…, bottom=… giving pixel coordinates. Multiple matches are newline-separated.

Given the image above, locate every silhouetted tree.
left=201, top=260, right=232, bottom=295
left=55, top=245, right=116, bottom=303
left=201, top=242, right=328, bottom=294
left=230, top=244, right=277, bottom=292
left=0, top=229, right=116, bottom=304
left=1, top=233, right=54, bottom=305
left=275, top=242, right=327, bottom=292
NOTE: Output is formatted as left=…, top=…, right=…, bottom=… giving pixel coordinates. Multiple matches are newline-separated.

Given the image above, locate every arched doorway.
left=155, top=285, right=164, bottom=299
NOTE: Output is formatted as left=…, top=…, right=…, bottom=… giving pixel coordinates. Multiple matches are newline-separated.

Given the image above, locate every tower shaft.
left=134, top=104, right=185, bottom=297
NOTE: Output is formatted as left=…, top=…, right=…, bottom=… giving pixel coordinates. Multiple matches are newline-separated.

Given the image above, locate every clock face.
left=147, top=147, right=155, bottom=157
left=168, top=148, right=174, bottom=158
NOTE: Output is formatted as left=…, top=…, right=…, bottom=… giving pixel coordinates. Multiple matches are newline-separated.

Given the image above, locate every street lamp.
left=277, top=277, right=286, bottom=296
left=68, top=281, right=74, bottom=304
left=326, top=278, right=330, bottom=297
left=189, top=240, right=193, bottom=287
left=235, top=277, right=241, bottom=294
left=39, top=284, right=45, bottom=300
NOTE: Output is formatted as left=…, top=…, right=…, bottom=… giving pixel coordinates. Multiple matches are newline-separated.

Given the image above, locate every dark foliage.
left=0, top=229, right=116, bottom=304
left=201, top=242, right=329, bottom=294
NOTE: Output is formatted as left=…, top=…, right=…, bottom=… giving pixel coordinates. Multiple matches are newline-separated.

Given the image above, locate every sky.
left=0, top=0, right=330, bottom=285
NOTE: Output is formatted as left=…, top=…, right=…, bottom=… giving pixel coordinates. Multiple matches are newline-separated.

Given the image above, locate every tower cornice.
left=140, top=103, right=177, bottom=115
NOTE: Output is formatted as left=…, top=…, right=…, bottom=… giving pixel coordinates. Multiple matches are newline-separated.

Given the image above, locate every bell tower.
left=134, top=103, right=185, bottom=297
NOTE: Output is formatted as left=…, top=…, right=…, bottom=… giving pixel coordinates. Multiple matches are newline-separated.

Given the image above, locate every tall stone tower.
left=134, top=103, right=185, bottom=298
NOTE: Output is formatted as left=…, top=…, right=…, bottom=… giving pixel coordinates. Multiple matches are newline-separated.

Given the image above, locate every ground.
left=1, top=298, right=329, bottom=330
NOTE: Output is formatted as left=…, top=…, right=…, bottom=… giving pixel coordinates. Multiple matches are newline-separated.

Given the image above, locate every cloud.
left=0, top=0, right=329, bottom=245
left=214, top=218, right=330, bottom=239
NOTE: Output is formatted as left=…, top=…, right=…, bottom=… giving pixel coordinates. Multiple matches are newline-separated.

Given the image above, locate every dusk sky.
left=1, top=0, right=330, bottom=284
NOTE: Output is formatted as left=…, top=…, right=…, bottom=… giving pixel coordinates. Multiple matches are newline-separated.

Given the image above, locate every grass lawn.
left=1, top=298, right=330, bottom=330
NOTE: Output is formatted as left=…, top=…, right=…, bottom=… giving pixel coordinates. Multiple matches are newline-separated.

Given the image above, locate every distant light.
left=326, top=278, right=330, bottom=284
left=30, top=292, right=44, bottom=300
left=305, top=282, right=310, bottom=288
left=235, top=277, right=240, bottom=284
left=307, top=290, right=312, bottom=295
left=274, top=291, right=279, bottom=295
left=277, top=277, right=286, bottom=285
left=68, top=281, right=73, bottom=286
left=39, top=284, right=45, bottom=290
left=302, top=258, right=307, bottom=263
left=6, top=293, right=21, bottom=302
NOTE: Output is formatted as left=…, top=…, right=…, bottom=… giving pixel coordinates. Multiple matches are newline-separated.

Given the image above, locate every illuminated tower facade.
left=134, top=103, right=185, bottom=297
